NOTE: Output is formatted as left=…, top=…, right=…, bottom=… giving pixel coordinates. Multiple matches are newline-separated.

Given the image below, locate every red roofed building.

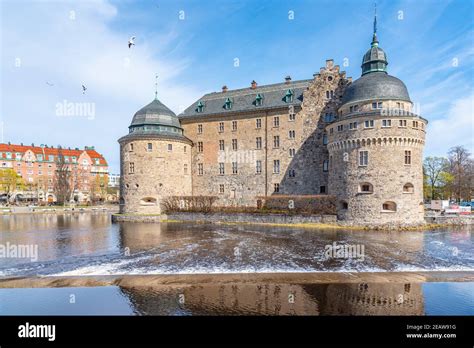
left=0, top=142, right=108, bottom=203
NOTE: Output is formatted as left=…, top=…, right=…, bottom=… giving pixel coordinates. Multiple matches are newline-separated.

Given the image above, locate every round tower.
left=326, top=14, right=427, bottom=227
left=118, top=96, right=192, bottom=214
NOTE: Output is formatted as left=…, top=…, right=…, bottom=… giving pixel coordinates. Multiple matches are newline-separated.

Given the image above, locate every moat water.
left=0, top=213, right=473, bottom=315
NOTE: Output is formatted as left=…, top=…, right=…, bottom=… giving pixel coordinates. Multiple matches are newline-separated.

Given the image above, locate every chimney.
left=31, top=143, right=34, bottom=147
left=222, top=85, right=228, bottom=93
left=20, top=143, right=23, bottom=146
left=285, top=76, right=292, bottom=84
left=251, top=80, right=257, bottom=89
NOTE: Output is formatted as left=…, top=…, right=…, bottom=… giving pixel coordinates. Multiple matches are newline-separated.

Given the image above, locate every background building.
left=0, top=143, right=108, bottom=204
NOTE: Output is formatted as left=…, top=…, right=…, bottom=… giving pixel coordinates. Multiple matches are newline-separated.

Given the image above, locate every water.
left=0, top=214, right=473, bottom=316
left=0, top=282, right=472, bottom=315
left=0, top=214, right=473, bottom=276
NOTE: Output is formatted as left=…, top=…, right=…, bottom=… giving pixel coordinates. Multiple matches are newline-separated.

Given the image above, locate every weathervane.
left=155, top=74, right=158, bottom=100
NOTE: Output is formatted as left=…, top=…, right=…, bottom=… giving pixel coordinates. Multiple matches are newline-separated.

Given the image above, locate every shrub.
left=161, top=196, right=219, bottom=213
left=257, top=195, right=337, bottom=215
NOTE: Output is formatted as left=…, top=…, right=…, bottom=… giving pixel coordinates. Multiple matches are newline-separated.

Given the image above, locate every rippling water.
left=0, top=213, right=473, bottom=276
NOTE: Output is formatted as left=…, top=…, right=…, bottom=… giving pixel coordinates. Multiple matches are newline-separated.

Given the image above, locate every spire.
left=371, top=3, right=378, bottom=47
left=154, top=74, right=158, bottom=100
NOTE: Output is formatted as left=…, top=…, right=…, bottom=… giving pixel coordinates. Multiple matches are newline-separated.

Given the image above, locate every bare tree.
left=53, top=146, right=72, bottom=205
left=448, top=146, right=473, bottom=202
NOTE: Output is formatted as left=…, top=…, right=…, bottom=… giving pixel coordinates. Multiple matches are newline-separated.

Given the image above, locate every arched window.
left=140, top=197, right=157, bottom=206
left=341, top=200, right=348, bottom=210
left=358, top=182, right=373, bottom=194
left=382, top=201, right=396, bottom=212
left=403, top=183, right=414, bottom=193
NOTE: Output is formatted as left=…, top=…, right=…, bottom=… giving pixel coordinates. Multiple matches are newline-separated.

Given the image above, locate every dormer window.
left=224, top=98, right=233, bottom=110
left=284, top=89, right=294, bottom=103
left=196, top=101, right=205, bottom=113
left=255, top=94, right=263, bottom=106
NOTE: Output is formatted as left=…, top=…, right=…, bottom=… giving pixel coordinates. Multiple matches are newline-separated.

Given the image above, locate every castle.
left=118, top=19, right=427, bottom=227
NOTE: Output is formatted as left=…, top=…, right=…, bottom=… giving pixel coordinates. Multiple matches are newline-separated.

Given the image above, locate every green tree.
left=0, top=168, right=25, bottom=198
left=423, top=156, right=449, bottom=200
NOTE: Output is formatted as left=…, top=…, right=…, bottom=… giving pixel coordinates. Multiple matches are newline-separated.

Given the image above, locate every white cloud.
left=1, top=0, right=202, bottom=172
left=425, top=93, right=474, bottom=157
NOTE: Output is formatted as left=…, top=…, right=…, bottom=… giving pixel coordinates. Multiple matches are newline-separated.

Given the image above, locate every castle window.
left=232, top=120, right=237, bottom=131
left=232, top=139, right=238, bottom=151
left=198, top=163, right=203, bottom=175
left=140, top=197, right=157, bottom=206
left=147, top=143, right=153, bottom=152
left=337, top=125, right=344, bottom=132
left=330, top=90, right=334, bottom=98
left=168, top=144, right=172, bottom=151
left=184, top=164, right=188, bottom=175
left=256, top=160, right=262, bottom=174
left=273, top=136, right=280, bottom=148
left=330, top=128, right=334, bottom=134
left=364, top=120, right=374, bottom=128
left=197, top=124, right=203, bottom=134
left=197, top=142, right=203, bottom=153
left=349, top=122, right=358, bottom=130
left=184, top=146, right=187, bottom=153
left=289, top=169, right=296, bottom=178
left=289, top=148, right=296, bottom=157
left=372, top=102, right=377, bottom=109
left=359, top=151, right=369, bottom=166
left=219, top=162, right=225, bottom=175
left=324, top=113, right=333, bottom=122
left=129, top=143, right=134, bottom=152
left=349, top=106, right=353, bottom=112
left=341, top=201, right=348, bottom=210
left=224, top=98, right=233, bottom=110
left=403, top=183, right=414, bottom=193
left=273, top=116, right=280, bottom=128
left=320, top=186, right=326, bottom=194
left=323, top=160, right=329, bottom=172
left=405, top=151, right=411, bottom=165
left=288, top=130, right=295, bottom=139
left=378, top=102, right=383, bottom=108
left=129, top=162, right=135, bottom=174
left=289, top=111, right=296, bottom=121
left=413, top=120, right=419, bottom=128
left=256, top=137, right=262, bottom=149
left=382, top=119, right=392, bottom=127
left=274, top=183, right=280, bottom=193
left=353, top=105, right=359, bottom=111
left=328, top=76, right=333, bottom=81
left=219, top=122, right=224, bottom=133
left=382, top=201, right=397, bottom=212
left=255, top=94, right=263, bottom=106
left=256, top=118, right=262, bottom=128
left=232, top=162, right=238, bottom=174
left=323, top=134, right=328, bottom=145
left=219, top=184, right=225, bottom=194
left=358, top=182, right=373, bottom=193
left=219, top=140, right=225, bottom=151
left=284, top=89, right=294, bottom=103
left=273, top=160, right=280, bottom=174
left=326, top=91, right=330, bottom=99
left=399, top=120, right=407, bottom=127
left=196, top=101, right=205, bottom=113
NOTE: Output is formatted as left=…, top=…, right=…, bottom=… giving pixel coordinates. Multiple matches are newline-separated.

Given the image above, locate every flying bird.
left=82, top=85, right=87, bottom=94
left=46, top=82, right=54, bottom=86
left=128, top=36, right=136, bottom=48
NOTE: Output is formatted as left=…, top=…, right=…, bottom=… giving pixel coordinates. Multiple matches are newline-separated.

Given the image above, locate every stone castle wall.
left=180, top=60, right=350, bottom=207
left=119, top=137, right=192, bottom=214
left=326, top=114, right=427, bottom=226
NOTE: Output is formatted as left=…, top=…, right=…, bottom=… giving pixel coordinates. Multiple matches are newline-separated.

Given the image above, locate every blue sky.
left=1, top=0, right=473, bottom=173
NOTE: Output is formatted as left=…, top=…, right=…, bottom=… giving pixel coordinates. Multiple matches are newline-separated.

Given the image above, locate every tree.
left=0, top=168, right=25, bottom=199
left=90, top=174, right=108, bottom=204
left=423, top=156, right=449, bottom=200
left=53, top=147, right=72, bottom=205
left=447, top=146, right=473, bottom=202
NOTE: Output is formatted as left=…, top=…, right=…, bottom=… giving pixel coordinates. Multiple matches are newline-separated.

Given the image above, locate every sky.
left=1, top=0, right=473, bottom=173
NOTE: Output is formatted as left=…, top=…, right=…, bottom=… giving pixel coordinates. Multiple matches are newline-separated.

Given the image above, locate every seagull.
left=128, top=36, right=136, bottom=48
left=82, top=85, right=87, bottom=94
left=46, top=82, right=54, bottom=86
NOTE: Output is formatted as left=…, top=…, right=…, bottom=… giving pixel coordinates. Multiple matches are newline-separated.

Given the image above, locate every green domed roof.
left=127, top=98, right=184, bottom=138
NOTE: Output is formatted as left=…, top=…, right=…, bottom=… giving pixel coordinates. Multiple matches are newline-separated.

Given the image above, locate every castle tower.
left=118, top=91, right=192, bottom=214
left=326, top=10, right=427, bottom=227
